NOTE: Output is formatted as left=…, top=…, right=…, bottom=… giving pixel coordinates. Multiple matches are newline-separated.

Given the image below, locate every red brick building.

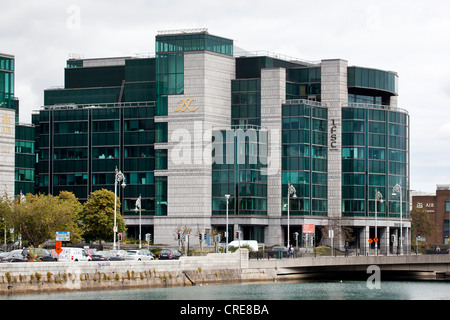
left=412, top=185, right=450, bottom=244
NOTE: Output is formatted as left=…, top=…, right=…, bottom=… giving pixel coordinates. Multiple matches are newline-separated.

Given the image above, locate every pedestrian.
left=288, top=244, right=292, bottom=258
left=344, top=242, right=349, bottom=257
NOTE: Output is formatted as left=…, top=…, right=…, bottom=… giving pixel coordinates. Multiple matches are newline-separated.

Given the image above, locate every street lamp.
left=134, top=194, right=142, bottom=248
left=392, top=183, right=403, bottom=255
left=287, top=182, right=297, bottom=249
left=374, top=189, right=384, bottom=256
left=114, top=167, right=126, bottom=250
left=225, top=194, right=230, bottom=253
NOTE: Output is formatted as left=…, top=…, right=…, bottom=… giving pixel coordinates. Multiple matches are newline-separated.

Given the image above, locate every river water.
left=3, top=279, right=450, bottom=300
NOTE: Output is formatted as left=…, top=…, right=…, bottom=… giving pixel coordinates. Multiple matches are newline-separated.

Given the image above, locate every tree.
left=411, top=206, right=436, bottom=243
left=57, top=191, right=84, bottom=242
left=80, top=189, right=127, bottom=243
left=0, top=192, right=13, bottom=244
left=175, top=225, right=192, bottom=246
left=3, top=192, right=83, bottom=247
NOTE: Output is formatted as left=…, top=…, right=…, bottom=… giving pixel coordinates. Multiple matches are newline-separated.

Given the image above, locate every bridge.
left=248, top=254, right=450, bottom=280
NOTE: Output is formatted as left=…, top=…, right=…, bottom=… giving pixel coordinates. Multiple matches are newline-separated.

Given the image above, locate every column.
left=0, top=108, right=15, bottom=199
left=359, top=226, right=370, bottom=255
left=380, top=226, right=389, bottom=255
left=260, top=68, right=286, bottom=246
left=321, top=59, right=348, bottom=219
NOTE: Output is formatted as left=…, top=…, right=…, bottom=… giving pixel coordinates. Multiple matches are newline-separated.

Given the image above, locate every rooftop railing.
left=36, top=101, right=156, bottom=112
left=345, top=102, right=408, bottom=115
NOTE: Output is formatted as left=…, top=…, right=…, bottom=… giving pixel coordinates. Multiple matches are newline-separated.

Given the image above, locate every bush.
left=228, top=245, right=252, bottom=253
left=315, top=246, right=331, bottom=256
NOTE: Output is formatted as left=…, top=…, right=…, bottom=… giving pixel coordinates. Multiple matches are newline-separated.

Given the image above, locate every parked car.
left=83, top=248, right=97, bottom=259
left=124, top=249, right=154, bottom=261
left=49, top=249, right=59, bottom=260
left=91, top=250, right=117, bottom=261
left=267, top=246, right=288, bottom=258
left=58, top=247, right=91, bottom=262
left=90, top=250, right=126, bottom=261
left=108, top=250, right=127, bottom=261
left=22, top=248, right=57, bottom=262
left=0, top=250, right=28, bottom=263
left=158, top=249, right=183, bottom=260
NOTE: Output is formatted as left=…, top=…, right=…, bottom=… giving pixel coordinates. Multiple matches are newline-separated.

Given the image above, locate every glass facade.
left=212, top=127, right=268, bottom=216
left=156, top=32, right=233, bottom=56
left=341, top=104, right=409, bottom=218
left=286, top=67, right=321, bottom=101
left=155, top=52, right=183, bottom=115
left=282, top=100, right=328, bottom=216
left=347, top=67, right=398, bottom=95
left=0, top=54, right=16, bottom=113
left=34, top=102, right=160, bottom=216
left=347, top=67, right=398, bottom=106
left=231, top=79, right=261, bottom=127
left=36, top=56, right=163, bottom=217
left=15, top=124, right=35, bottom=195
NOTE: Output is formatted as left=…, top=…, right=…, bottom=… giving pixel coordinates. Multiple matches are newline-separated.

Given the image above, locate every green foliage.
left=1, top=192, right=83, bottom=247
left=411, top=206, right=437, bottom=242
left=0, top=189, right=128, bottom=246
left=80, top=189, right=127, bottom=242
left=315, top=246, right=331, bottom=255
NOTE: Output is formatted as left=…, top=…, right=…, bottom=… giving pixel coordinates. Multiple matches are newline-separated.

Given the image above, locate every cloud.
left=2, top=0, right=450, bottom=193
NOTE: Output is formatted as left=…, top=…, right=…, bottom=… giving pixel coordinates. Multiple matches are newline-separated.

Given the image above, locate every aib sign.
left=329, top=119, right=339, bottom=150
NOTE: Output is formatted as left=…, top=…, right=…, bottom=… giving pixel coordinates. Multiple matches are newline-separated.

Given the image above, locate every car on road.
left=22, top=248, right=57, bottom=262
left=267, top=246, right=288, bottom=258
left=0, top=250, right=28, bottom=263
left=158, top=249, right=183, bottom=260
left=58, top=247, right=91, bottom=262
left=124, top=249, right=154, bottom=261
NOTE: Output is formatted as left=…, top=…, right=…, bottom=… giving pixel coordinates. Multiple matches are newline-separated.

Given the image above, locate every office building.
left=412, top=185, right=450, bottom=244
left=32, top=29, right=410, bottom=251
left=0, top=53, right=35, bottom=199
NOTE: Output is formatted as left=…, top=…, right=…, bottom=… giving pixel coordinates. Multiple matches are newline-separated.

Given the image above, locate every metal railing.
left=345, top=102, right=409, bottom=115
left=248, top=244, right=450, bottom=260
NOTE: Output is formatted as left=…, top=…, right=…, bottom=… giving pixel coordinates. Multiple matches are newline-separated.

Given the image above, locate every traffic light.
left=235, top=231, right=240, bottom=239
left=177, top=232, right=181, bottom=240
left=199, top=233, right=203, bottom=241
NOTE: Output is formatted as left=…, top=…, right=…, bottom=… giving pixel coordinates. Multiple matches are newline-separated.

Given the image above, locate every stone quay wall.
left=0, top=249, right=276, bottom=295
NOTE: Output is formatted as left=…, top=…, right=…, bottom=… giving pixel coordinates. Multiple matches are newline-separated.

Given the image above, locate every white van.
left=58, top=248, right=91, bottom=262
left=227, top=240, right=258, bottom=251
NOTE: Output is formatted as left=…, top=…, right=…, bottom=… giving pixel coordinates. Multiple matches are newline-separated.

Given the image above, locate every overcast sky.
left=2, top=0, right=450, bottom=194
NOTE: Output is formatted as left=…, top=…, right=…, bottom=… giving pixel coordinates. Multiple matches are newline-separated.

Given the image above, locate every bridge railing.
left=249, top=244, right=450, bottom=260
